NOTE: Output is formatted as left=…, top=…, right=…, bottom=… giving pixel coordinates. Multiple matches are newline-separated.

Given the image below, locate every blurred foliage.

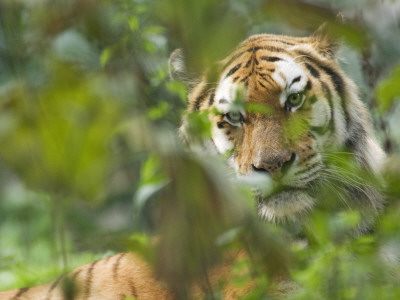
left=0, top=0, right=399, bottom=299
left=376, top=64, right=400, bottom=113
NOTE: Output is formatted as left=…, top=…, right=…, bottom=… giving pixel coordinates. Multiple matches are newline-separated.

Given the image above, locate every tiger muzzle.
left=252, top=152, right=296, bottom=178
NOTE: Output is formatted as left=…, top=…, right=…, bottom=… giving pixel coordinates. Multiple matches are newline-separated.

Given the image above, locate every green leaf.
left=245, top=102, right=273, bottom=115
left=166, top=81, right=187, bottom=103
left=141, top=153, right=163, bottom=183
left=376, top=64, right=400, bottom=112
left=0, top=65, right=122, bottom=201
left=125, top=234, right=154, bottom=263
left=128, top=16, right=139, bottom=31
left=147, top=101, right=170, bottom=120
left=100, top=45, right=118, bottom=68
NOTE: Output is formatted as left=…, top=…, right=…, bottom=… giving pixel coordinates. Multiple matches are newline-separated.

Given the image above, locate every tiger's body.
left=0, top=33, right=385, bottom=299
left=0, top=253, right=171, bottom=300
left=0, top=252, right=253, bottom=300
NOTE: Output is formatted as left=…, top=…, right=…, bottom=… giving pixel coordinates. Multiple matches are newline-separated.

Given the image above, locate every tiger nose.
left=252, top=152, right=296, bottom=177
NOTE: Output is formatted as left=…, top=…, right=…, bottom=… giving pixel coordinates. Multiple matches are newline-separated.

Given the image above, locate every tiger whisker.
left=320, top=171, right=376, bottom=193
left=324, top=165, right=376, bottom=187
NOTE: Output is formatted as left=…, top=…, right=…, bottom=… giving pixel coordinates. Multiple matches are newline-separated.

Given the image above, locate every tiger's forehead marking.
left=215, top=53, right=308, bottom=111
left=215, top=76, right=240, bottom=113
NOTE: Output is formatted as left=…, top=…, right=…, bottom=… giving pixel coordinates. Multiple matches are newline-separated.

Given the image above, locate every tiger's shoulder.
left=0, top=251, right=258, bottom=300
left=0, top=253, right=171, bottom=300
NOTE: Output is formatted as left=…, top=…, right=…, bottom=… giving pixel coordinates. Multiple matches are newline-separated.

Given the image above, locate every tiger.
left=0, top=32, right=385, bottom=299
left=176, top=32, right=385, bottom=226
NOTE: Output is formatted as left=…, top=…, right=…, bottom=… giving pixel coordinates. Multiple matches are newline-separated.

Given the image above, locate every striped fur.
left=0, top=33, right=386, bottom=299
left=178, top=33, right=385, bottom=224
left=0, top=251, right=255, bottom=300
left=0, top=253, right=171, bottom=300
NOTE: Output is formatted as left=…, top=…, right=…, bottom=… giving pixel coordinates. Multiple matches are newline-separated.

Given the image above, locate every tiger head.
left=170, top=33, right=385, bottom=225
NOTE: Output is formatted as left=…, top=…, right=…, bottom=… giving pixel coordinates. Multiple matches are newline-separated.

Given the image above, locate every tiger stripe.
left=247, top=46, right=285, bottom=53
left=11, top=287, right=29, bottom=299
left=193, top=91, right=209, bottom=111
left=294, top=161, right=320, bottom=176
left=84, top=260, right=99, bottom=300
left=305, top=62, right=320, bottom=78
left=260, top=56, right=283, bottom=62
left=289, top=76, right=301, bottom=88
left=257, top=80, right=267, bottom=89
left=319, top=64, right=345, bottom=97
left=226, top=63, right=242, bottom=77
left=295, top=49, right=350, bottom=130
left=45, top=274, right=66, bottom=300
left=209, top=92, right=215, bottom=106
left=240, top=75, right=249, bottom=84
left=304, top=62, right=335, bottom=134
left=222, top=51, right=246, bottom=70
left=71, top=269, right=82, bottom=281
left=223, top=41, right=288, bottom=69
left=305, top=80, right=312, bottom=91
left=113, top=253, right=126, bottom=280
left=297, top=166, right=321, bottom=182
left=129, top=280, right=138, bottom=299
left=256, top=72, right=276, bottom=87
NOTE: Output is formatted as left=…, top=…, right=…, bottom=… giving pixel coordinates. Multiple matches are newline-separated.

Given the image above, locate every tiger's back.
left=1, top=253, right=173, bottom=300
left=1, top=251, right=257, bottom=300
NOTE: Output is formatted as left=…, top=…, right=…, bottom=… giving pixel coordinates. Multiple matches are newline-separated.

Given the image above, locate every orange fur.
left=0, top=252, right=260, bottom=300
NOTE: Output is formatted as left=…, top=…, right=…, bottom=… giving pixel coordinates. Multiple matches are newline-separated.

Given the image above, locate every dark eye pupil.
left=290, top=94, right=299, bottom=103
left=229, top=112, right=240, bottom=120
left=288, top=93, right=303, bottom=105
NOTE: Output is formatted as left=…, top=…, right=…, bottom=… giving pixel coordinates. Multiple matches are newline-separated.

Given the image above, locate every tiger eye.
left=225, top=111, right=244, bottom=126
left=287, top=92, right=304, bottom=106
left=227, top=112, right=241, bottom=122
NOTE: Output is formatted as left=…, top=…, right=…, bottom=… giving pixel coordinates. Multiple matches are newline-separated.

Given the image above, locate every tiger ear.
left=168, top=49, right=197, bottom=88
left=169, top=49, right=187, bottom=81
left=312, top=25, right=340, bottom=59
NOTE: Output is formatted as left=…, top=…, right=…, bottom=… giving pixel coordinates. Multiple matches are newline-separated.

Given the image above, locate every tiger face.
left=171, top=33, right=385, bottom=224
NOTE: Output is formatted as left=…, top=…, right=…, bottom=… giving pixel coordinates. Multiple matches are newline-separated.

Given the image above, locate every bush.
left=0, top=0, right=399, bottom=299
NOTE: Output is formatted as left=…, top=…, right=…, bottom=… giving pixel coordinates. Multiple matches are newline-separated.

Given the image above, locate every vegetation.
left=0, top=0, right=399, bottom=299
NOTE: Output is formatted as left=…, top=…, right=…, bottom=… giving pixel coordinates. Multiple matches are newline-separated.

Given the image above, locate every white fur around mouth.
left=236, top=173, right=315, bottom=223
left=257, top=189, right=315, bottom=223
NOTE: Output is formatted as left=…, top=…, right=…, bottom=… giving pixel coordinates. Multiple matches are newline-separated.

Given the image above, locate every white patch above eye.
left=215, top=77, right=247, bottom=113
left=215, top=77, right=236, bottom=113
left=211, top=75, right=250, bottom=154
left=272, top=58, right=308, bottom=110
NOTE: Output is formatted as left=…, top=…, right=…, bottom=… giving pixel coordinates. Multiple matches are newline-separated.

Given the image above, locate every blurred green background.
left=0, top=0, right=399, bottom=299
